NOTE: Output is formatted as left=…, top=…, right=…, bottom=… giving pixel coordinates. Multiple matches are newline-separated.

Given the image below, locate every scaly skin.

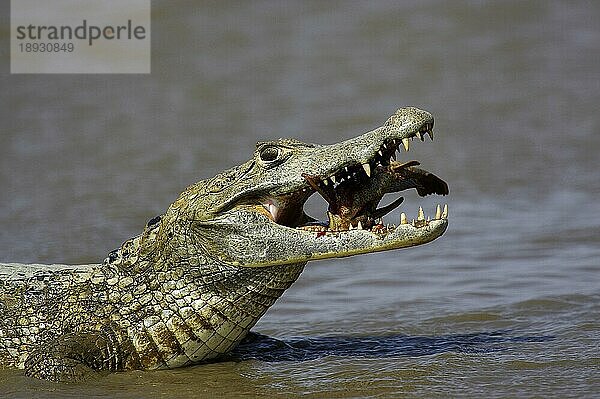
left=0, top=107, right=448, bottom=382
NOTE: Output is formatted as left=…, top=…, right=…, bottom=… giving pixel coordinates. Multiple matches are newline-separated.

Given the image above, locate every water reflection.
left=227, top=330, right=553, bottom=362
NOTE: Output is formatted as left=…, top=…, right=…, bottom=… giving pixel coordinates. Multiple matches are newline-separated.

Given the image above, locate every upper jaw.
left=262, top=108, right=435, bottom=201
left=303, top=118, right=434, bottom=190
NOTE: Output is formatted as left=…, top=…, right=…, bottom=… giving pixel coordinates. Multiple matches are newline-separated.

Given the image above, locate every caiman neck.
left=101, top=212, right=307, bottom=320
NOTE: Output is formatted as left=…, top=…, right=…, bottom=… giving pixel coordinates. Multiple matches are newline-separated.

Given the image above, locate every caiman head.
left=158, top=107, right=448, bottom=268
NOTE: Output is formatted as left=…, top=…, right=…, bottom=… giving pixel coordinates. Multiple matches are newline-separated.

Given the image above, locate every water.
left=1, top=0, right=599, bottom=397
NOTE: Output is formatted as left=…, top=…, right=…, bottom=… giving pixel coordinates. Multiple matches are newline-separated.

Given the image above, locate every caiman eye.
left=259, top=146, right=280, bottom=162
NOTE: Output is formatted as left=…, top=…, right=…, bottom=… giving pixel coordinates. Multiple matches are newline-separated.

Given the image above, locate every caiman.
left=0, top=107, right=449, bottom=382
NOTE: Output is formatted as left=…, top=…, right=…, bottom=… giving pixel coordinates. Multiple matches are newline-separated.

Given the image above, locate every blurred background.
left=1, top=1, right=599, bottom=397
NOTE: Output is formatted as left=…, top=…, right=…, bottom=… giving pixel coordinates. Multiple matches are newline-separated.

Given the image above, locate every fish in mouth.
left=257, top=118, right=448, bottom=239
left=303, top=159, right=448, bottom=233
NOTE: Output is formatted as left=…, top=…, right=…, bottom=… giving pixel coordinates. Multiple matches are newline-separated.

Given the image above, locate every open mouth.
left=260, top=122, right=448, bottom=235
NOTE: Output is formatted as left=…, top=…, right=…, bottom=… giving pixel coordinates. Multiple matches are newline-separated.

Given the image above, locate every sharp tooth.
left=400, top=212, right=407, bottom=224
left=442, top=204, right=448, bottom=219
left=267, top=203, right=279, bottom=221
left=402, top=138, right=410, bottom=151
left=327, top=211, right=337, bottom=230
left=383, top=143, right=388, bottom=150
left=427, top=130, right=434, bottom=140
left=345, top=166, right=350, bottom=173
left=362, top=163, right=371, bottom=177
left=349, top=224, right=355, bottom=230
left=330, top=175, right=336, bottom=184
left=357, top=221, right=363, bottom=230
left=435, top=204, right=441, bottom=219
left=416, top=131, right=423, bottom=141
left=378, top=150, right=384, bottom=157
left=418, top=206, right=425, bottom=221
left=323, top=178, right=329, bottom=186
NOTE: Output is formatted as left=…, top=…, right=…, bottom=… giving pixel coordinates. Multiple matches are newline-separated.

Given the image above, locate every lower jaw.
left=296, top=204, right=448, bottom=235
